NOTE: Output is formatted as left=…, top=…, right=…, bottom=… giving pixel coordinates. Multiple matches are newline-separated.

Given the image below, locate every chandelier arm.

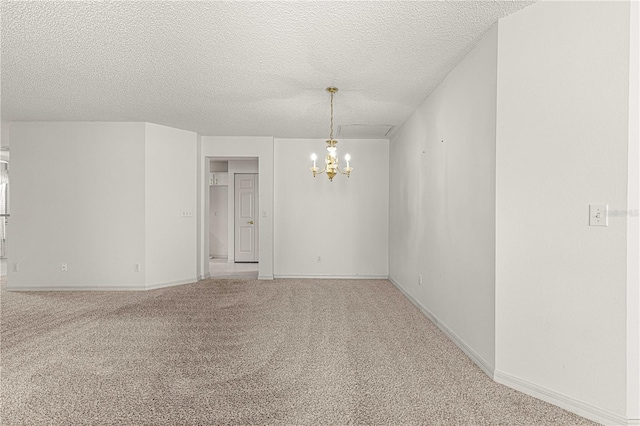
left=310, top=165, right=327, bottom=177
left=336, top=165, right=352, bottom=176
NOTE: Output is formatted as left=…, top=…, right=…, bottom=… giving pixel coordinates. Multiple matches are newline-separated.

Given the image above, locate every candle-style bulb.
left=311, top=153, right=317, bottom=161
left=345, top=154, right=351, bottom=162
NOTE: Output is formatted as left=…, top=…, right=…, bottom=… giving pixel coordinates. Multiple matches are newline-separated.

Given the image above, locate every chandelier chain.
left=329, top=90, right=334, bottom=140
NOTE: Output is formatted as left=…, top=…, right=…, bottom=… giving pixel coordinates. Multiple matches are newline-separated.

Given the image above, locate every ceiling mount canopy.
left=310, top=87, right=352, bottom=182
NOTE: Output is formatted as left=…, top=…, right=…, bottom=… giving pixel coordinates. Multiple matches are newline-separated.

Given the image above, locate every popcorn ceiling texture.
left=1, top=1, right=534, bottom=138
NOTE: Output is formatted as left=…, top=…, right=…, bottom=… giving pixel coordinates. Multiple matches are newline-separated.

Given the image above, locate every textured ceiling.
left=1, top=1, right=535, bottom=139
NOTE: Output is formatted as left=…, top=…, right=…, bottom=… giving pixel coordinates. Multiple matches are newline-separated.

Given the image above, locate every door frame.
left=198, top=137, right=274, bottom=280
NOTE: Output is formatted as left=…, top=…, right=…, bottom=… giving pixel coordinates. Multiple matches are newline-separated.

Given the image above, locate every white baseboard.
left=494, top=370, right=629, bottom=426
left=6, top=277, right=200, bottom=292
left=6, top=284, right=147, bottom=291
left=273, top=274, right=389, bottom=280
left=258, top=274, right=274, bottom=280
left=145, top=277, right=198, bottom=291
left=198, top=273, right=211, bottom=280
left=387, top=276, right=633, bottom=426
left=388, top=276, right=495, bottom=379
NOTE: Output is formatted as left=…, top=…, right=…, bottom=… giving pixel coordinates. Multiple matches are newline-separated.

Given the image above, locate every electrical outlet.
left=418, top=274, right=423, bottom=286
left=134, top=263, right=141, bottom=272
left=61, top=263, right=68, bottom=272
left=317, top=256, right=322, bottom=263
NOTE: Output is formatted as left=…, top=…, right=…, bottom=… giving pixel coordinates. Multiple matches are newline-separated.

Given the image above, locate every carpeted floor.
left=1, top=277, right=596, bottom=425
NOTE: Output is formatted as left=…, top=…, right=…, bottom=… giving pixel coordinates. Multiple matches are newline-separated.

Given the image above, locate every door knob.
left=248, top=220, right=254, bottom=225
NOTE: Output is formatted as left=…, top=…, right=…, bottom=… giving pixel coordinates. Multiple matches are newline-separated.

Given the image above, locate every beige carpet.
left=1, top=277, right=595, bottom=425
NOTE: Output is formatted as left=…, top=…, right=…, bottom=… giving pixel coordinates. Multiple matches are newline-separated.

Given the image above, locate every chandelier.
left=310, top=87, right=352, bottom=181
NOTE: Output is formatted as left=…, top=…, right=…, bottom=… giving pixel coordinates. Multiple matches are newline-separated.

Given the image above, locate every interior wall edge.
left=388, top=276, right=495, bottom=379
left=257, top=275, right=274, bottom=280
left=627, top=0, right=640, bottom=420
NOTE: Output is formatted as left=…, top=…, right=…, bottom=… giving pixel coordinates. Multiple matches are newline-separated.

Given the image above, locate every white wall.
left=210, top=161, right=228, bottom=172
left=209, top=185, right=228, bottom=258
left=7, top=122, right=146, bottom=289
left=389, top=25, right=498, bottom=372
left=274, top=138, right=389, bottom=279
left=7, top=122, right=201, bottom=291
left=144, top=123, right=198, bottom=289
left=199, top=137, right=274, bottom=279
left=495, top=1, right=631, bottom=423
left=627, top=2, right=640, bottom=421
left=208, top=161, right=231, bottom=259
left=1, top=122, right=9, bottom=149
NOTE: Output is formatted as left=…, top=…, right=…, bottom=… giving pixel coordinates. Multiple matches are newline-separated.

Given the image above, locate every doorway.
left=207, top=158, right=259, bottom=279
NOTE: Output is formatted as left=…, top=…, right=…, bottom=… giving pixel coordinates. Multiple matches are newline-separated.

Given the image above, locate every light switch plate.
left=589, top=204, right=608, bottom=226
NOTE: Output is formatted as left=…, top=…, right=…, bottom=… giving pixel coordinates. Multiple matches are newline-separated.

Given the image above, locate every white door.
left=234, top=173, right=259, bottom=262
